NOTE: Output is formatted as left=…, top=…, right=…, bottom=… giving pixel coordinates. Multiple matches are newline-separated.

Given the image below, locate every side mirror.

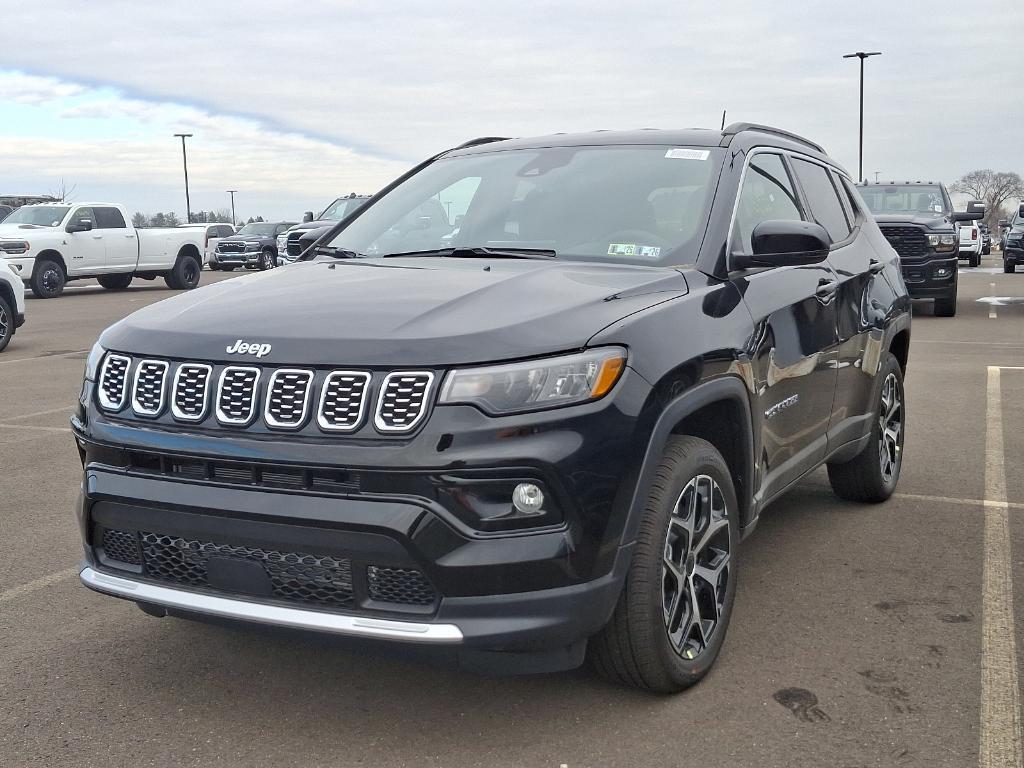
left=66, top=219, right=93, bottom=233
left=1019, top=203, right=1024, bottom=218
left=733, top=220, right=831, bottom=269
left=302, top=211, right=314, bottom=223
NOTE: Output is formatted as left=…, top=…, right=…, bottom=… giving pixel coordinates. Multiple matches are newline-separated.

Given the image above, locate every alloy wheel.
left=878, top=372, right=902, bottom=482
left=662, top=474, right=731, bottom=660
left=0, top=302, right=8, bottom=340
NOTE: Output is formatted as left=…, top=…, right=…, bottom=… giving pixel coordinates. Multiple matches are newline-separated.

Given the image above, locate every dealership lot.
left=1, top=263, right=1022, bottom=767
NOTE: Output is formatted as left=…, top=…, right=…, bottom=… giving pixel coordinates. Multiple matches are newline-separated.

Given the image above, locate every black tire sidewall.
left=31, top=259, right=64, bottom=298
left=866, top=354, right=906, bottom=495
left=0, top=294, right=12, bottom=352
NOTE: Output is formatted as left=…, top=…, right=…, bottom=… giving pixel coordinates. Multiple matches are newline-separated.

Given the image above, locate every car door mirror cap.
left=733, top=220, right=831, bottom=269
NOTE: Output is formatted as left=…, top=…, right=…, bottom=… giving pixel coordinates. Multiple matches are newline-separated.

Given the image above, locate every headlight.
left=85, top=341, right=105, bottom=381
left=277, top=235, right=288, bottom=249
left=245, top=242, right=260, bottom=251
left=1008, top=232, right=1023, bottom=241
left=0, top=240, right=30, bottom=255
left=439, top=347, right=627, bottom=415
left=928, top=233, right=957, bottom=251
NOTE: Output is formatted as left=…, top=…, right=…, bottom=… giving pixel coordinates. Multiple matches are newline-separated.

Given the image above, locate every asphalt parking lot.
left=1, top=261, right=1022, bottom=768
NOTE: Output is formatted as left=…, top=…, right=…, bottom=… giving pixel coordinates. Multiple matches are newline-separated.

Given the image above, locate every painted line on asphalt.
left=5, top=405, right=74, bottom=422
left=0, top=423, right=71, bottom=434
left=990, top=283, right=998, bottom=319
left=0, top=567, right=78, bottom=604
left=914, top=340, right=1024, bottom=349
left=980, top=365, right=1022, bottom=768
left=0, top=349, right=88, bottom=366
left=893, top=492, right=1024, bottom=511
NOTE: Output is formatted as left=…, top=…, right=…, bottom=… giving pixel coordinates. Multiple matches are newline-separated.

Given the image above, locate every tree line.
left=130, top=210, right=267, bottom=228
left=951, top=170, right=1023, bottom=230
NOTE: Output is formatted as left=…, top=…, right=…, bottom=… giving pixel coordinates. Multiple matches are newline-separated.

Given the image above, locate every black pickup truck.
left=279, top=195, right=371, bottom=263
left=1000, top=203, right=1024, bottom=273
left=210, top=221, right=296, bottom=271
left=73, top=124, right=911, bottom=692
left=856, top=181, right=984, bottom=316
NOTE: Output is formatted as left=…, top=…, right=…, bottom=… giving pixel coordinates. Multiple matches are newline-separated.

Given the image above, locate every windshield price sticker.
left=608, top=243, right=662, bottom=259
left=665, top=148, right=710, bottom=160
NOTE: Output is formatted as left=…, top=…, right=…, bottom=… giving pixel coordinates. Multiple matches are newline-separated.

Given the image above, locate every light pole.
left=842, top=51, right=881, bottom=183
left=174, top=133, right=193, bottom=223
left=227, top=190, right=238, bottom=227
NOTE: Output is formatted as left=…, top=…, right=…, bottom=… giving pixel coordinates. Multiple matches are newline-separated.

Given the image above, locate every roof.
left=856, top=180, right=946, bottom=186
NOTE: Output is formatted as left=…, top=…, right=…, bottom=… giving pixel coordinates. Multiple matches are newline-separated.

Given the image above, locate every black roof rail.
left=454, top=136, right=512, bottom=150
left=720, top=122, right=825, bottom=154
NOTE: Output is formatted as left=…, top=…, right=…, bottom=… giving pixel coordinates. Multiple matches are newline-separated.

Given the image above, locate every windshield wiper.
left=381, top=246, right=557, bottom=260
left=312, top=245, right=367, bottom=259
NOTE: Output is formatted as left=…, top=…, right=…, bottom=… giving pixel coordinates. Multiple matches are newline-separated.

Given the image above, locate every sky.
left=0, top=0, right=1021, bottom=221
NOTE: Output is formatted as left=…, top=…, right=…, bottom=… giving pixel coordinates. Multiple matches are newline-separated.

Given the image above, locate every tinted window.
left=70, top=207, right=95, bottom=226
left=837, top=175, right=864, bottom=222
left=858, top=184, right=947, bottom=215
left=791, top=159, right=850, bottom=243
left=94, top=207, right=127, bottom=229
left=731, top=153, right=803, bottom=256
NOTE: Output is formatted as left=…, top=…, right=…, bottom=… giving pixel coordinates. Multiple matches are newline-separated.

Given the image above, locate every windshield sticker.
left=665, top=148, right=710, bottom=160
left=608, top=243, right=662, bottom=259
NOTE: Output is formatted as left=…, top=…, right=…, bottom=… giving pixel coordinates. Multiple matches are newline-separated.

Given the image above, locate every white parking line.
left=5, top=405, right=74, bottom=422
left=0, top=567, right=78, bottom=604
left=0, top=423, right=70, bottom=434
left=0, top=349, right=88, bottom=366
left=980, top=366, right=1022, bottom=768
left=990, top=283, right=998, bottom=319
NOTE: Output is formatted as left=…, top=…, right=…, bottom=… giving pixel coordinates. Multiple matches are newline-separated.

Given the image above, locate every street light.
left=173, top=133, right=193, bottom=223
left=842, top=51, right=881, bottom=183
left=226, top=190, right=238, bottom=227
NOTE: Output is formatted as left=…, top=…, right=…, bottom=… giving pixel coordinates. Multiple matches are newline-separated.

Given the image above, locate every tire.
left=221, top=265, right=236, bottom=272
left=30, top=257, right=65, bottom=299
left=827, top=352, right=905, bottom=503
left=0, top=294, right=13, bottom=353
left=164, top=253, right=202, bottom=290
left=589, top=436, right=739, bottom=693
left=934, top=293, right=957, bottom=317
left=97, top=273, right=133, bottom=290
left=1006, top=262, right=1016, bottom=274
left=968, top=252, right=979, bottom=268
left=208, top=263, right=221, bottom=272
left=259, top=249, right=275, bottom=271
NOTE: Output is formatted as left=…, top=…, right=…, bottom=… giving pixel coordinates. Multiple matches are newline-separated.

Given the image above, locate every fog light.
left=512, top=483, right=545, bottom=515
left=935, top=268, right=949, bottom=277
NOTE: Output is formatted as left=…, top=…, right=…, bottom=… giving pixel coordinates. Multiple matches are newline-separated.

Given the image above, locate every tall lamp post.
left=227, top=190, right=238, bottom=227
left=173, top=133, right=193, bottom=223
left=842, top=51, right=881, bottom=183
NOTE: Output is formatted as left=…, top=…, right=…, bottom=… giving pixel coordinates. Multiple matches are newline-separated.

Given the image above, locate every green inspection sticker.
left=608, top=243, right=662, bottom=259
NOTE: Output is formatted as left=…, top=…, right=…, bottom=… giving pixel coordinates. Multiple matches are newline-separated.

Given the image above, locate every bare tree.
left=131, top=212, right=149, bottom=228
left=48, top=178, right=78, bottom=202
left=951, top=170, right=1024, bottom=229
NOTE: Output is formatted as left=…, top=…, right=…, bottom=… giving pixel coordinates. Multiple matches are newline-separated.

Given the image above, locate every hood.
left=0, top=223, right=50, bottom=235
left=872, top=212, right=953, bottom=231
left=101, top=258, right=688, bottom=366
left=289, top=220, right=335, bottom=234
left=220, top=233, right=267, bottom=244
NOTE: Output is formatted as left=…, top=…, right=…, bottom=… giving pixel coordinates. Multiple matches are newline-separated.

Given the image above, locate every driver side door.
left=65, top=206, right=105, bottom=275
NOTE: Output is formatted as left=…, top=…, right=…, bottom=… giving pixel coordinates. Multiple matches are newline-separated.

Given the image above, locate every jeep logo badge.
left=226, top=339, right=272, bottom=358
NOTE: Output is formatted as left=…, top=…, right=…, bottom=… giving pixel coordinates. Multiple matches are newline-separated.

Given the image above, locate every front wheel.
left=0, top=294, right=13, bottom=352
left=259, top=249, right=275, bottom=271
left=1006, top=262, right=1016, bottom=274
left=827, top=352, right=905, bottom=503
left=164, top=253, right=201, bottom=290
left=934, top=293, right=957, bottom=317
left=30, top=258, right=65, bottom=299
left=589, top=436, right=738, bottom=692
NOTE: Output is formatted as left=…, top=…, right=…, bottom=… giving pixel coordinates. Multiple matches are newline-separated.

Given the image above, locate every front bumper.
left=212, top=251, right=260, bottom=267
left=73, top=367, right=650, bottom=658
left=900, top=255, right=958, bottom=298
left=1005, top=241, right=1023, bottom=263
left=5, top=256, right=34, bottom=280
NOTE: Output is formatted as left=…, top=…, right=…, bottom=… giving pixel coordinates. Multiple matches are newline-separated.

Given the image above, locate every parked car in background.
left=0, top=202, right=205, bottom=298
left=0, top=205, right=13, bottom=223
left=1000, top=203, right=1024, bottom=273
left=76, top=124, right=912, bottom=692
left=0, top=256, right=26, bottom=352
left=958, top=219, right=984, bottom=267
left=210, top=221, right=295, bottom=271
left=179, top=223, right=236, bottom=267
left=856, top=181, right=984, bottom=316
left=979, top=223, right=991, bottom=255
left=279, top=194, right=371, bottom=263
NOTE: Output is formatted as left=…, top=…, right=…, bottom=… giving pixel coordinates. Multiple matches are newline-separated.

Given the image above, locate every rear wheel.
left=97, top=273, right=133, bottom=290
left=934, top=293, right=956, bottom=317
left=827, top=352, right=905, bottom=503
left=30, top=257, right=65, bottom=299
left=589, top=436, right=738, bottom=692
left=164, top=253, right=201, bottom=290
left=969, top=251, right=980, bottom=268
left=1006, top=262, right=1016, bottom=274
left=0, top=294, right=13, bottom=352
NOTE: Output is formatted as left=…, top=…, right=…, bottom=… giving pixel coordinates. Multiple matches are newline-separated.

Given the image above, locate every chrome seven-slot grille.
left=98, top=354, right=433, bottom=434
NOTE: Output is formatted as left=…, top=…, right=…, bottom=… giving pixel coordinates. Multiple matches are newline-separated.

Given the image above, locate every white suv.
left=0, top=256, right=26, bottom=352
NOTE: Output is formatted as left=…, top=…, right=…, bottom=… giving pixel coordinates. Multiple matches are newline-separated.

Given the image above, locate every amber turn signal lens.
left=590, top=356, right=626, bottom=398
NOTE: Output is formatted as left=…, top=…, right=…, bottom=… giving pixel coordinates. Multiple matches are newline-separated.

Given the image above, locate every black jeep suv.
left=856, top=181, right=984, bottom=316
left=74, top=124, right=911, bottom=692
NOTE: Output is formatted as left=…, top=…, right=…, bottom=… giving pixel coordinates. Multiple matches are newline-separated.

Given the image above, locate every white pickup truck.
left=958, top=220, right=983, bottom=268
left=0, top=202, right=205, bottom=298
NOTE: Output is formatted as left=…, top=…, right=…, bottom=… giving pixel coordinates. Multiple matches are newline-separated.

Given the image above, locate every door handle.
left=125, top=234, right=135, bottom=238
left=869, top=259, right=885, bottom=274
left=815, top=278, right=839, bottom=304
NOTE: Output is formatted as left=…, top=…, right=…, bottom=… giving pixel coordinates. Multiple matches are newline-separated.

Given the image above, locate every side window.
left=731, top=153, right=803, bottom=256
left=275, top=224, right=288, bottom=236
left=70, top=207, right=95, bottom=227
left=836, top=174, right=864, bottom=225
left=94, top=207, right=126, bottom=229
left=791, top=158, right=851, bottom=243
left=218, top=225, right=233, bottom=237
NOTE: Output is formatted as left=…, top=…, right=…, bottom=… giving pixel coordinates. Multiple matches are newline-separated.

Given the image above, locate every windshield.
left=320, top=198, right=366, bottom=221
left=859, top=185, right=947, bottom=215
left=327, top=145, right=723, bottom=265
left=236, top=223, right=276, bottom=237
left=3, top=205, right=70, bottom=227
